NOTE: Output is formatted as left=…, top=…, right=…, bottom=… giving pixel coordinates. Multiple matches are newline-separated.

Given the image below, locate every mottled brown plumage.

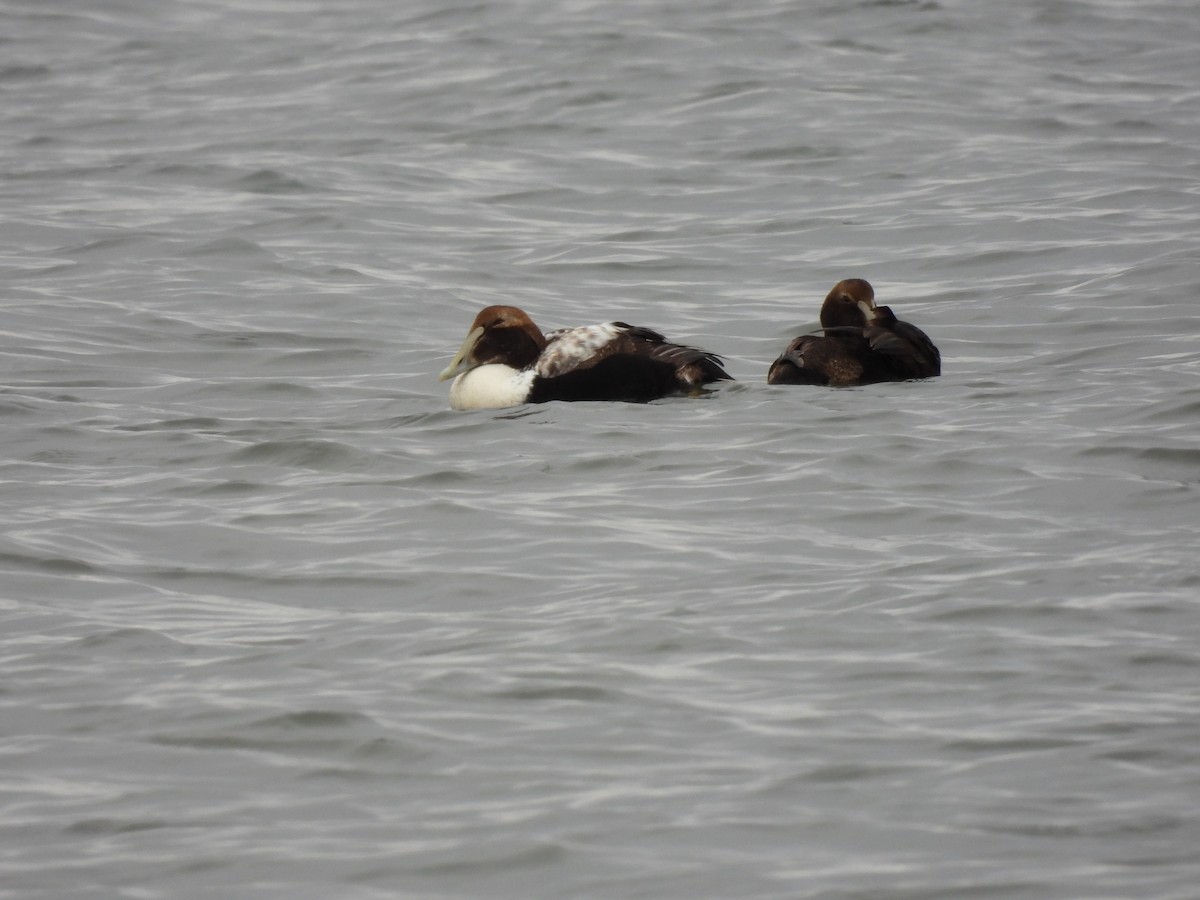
left=767, top=280, right=940, bottom=386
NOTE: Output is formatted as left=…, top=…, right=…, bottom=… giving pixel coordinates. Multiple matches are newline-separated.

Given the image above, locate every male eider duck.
left=439, top=305, right=732, bottom=410
left=767, top=279, right=940, bottom=386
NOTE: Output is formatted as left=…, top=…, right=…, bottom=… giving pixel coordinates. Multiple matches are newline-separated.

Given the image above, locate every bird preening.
left=766, top=279, right=941, bottom=387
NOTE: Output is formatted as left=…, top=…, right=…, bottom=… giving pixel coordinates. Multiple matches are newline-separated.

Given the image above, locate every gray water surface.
left=3, top=1, right=1199, bottom=898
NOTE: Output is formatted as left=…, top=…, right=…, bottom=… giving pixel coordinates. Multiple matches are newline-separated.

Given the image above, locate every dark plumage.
left=526, top=353, right=680, bottom=404
left=767, top=279, right=940, bottom=386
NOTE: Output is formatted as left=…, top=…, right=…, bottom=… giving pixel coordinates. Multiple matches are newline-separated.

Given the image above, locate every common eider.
left=439, top=305, right=732, bottom=410
left=767, top=279, right=940, bottom=386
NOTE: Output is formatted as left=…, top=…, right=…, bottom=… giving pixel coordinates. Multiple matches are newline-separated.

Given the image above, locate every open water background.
left=3, top=1, right=1199, bottom=897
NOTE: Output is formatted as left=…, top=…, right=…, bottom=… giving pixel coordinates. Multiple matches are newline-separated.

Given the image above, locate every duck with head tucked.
left=439, top=305, right=732, bottom=410
left=767, top=279, right=940, bottom=386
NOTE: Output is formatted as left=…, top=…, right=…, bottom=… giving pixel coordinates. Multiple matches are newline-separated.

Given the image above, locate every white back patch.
left=537, top=324, right=624, bottom=378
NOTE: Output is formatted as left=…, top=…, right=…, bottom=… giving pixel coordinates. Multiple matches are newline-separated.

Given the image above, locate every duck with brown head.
left=439, top=305, right=732, bottom=410
left=767, top=279, right=940, bottom=386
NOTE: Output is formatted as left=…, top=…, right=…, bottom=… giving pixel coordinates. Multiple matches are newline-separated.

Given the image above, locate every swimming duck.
left=767, top=279, right=940, bottom=386
left=439, top=305, right=732, bottom=409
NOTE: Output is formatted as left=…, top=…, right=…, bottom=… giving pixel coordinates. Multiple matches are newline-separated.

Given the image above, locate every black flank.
left=527, top=354, right=681, bottom=403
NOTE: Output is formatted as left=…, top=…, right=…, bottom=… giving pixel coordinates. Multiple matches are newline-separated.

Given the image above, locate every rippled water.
left=3, top=0, right=1199, bottom=897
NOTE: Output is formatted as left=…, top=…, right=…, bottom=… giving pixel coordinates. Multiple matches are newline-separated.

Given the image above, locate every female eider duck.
left=767, top=279, right=941, bottom=386
left=439, top=305, right=732, bottom=410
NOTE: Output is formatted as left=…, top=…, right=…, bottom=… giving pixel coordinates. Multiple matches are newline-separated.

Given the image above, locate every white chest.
left=448, top=365, right=537, bottom=410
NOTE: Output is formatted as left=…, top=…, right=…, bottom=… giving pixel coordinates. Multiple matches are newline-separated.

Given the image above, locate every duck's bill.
left=438, top=326, right=483, bottom=381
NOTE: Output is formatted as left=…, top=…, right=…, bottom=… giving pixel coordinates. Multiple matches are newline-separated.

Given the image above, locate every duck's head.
left=819, top=279, right=877, bottom=329
left=439, top=305, right=548, bottom=381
